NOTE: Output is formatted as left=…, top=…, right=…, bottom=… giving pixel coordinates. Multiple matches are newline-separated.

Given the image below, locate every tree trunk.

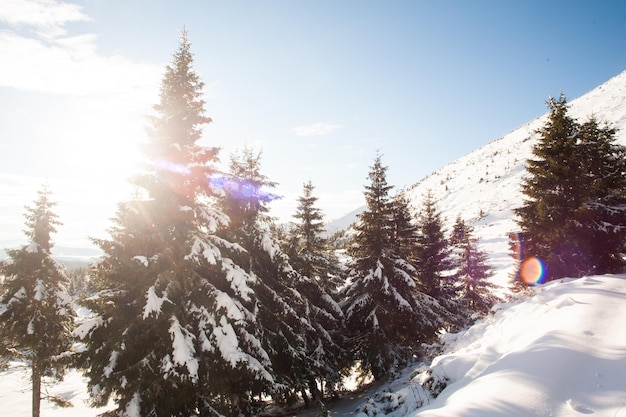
left=32, top=361, right=41, bottom=417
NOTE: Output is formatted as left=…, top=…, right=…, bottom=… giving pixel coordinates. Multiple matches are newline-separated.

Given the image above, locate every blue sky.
left=1, top=0, right=625, bottom=249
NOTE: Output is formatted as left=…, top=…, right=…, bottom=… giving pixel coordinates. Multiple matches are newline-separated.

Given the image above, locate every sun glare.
left=48, top=99, right=145, bottom=200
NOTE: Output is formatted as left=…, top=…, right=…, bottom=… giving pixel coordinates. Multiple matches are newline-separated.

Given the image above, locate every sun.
left=49, top=98, right=146, bottom=200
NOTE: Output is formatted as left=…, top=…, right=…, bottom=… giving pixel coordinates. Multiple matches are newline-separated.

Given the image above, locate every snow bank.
left=361, top=275, right=626, bottom=417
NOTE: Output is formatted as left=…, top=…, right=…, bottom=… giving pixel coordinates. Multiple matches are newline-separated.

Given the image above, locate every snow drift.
left=359, top=275, right=626, bottom=417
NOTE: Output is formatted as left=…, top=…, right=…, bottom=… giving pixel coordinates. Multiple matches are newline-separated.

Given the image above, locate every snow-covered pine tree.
left=414, top=190, right=454, bottom=300
left=515, top=94, right=626, bottom=281
left=342, top=155, right=447, bottom=381
left=286, top=180, right=347, bottom=402
left=449, top=217, right=499, bottom=317
left=289, top=181, right=343, bottom=293
left=390, top=192, right=420, bottom=263
left=219, top=148, right=347, bottom=405
left=75, top=32, right=274, bottom=417
left=0, top=185, right=75, bottom=417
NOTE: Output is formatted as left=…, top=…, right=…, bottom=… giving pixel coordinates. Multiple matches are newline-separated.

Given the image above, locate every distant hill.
left=328, top=70, right=626, bottom=287
left=0, top=243, right=101, bottom=270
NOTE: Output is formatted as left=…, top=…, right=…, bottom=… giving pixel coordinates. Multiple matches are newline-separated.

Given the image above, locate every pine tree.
left=390, top=192, right=420, bottom=262
left=286, top=180, right=347, bottom=401
left=342, top=155, right=446, bottom=381
left=219, top=146, right=278, bottom=234
left=449, top=214, right=469, bottom=247
left=217, top=148, right=313, bottom=406
left=575, top=117, right=626, bottom=273
left=0, top=186, right=75, bottom=417
left=449, top=217, right=499, bottom=317
left=414, top=190, right=454, bottom=301
left=515, top=94, right=586, bottom=280
left=219, top=149, right=347, bottom=405
left=75, top=32, right=274, bottom=417
left=288, top=181, right=343, bottom=292
left=515, top=94, right=626, bottom=281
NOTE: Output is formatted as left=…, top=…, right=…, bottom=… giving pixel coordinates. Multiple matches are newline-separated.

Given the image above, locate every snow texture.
left=142, top=285, right=170, bottom=319
left=168, top=316, right=199, bottom=381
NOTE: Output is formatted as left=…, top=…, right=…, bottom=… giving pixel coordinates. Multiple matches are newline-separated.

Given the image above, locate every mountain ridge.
left=328, top=69, right=626, bottom=286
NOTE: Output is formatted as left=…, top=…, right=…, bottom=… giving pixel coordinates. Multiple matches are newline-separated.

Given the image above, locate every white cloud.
left=0, top=1, right=162, bottom=103
left=293, top=122, right=343, bottom=136
left=0, top=0, right=89, bottom=38
left=0, top=30, right=162, bottom=102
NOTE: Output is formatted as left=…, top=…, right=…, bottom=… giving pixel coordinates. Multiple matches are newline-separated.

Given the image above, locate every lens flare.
left=520, top=257, right=545, bottom=285
left=208, top=176, right=281, bottom=202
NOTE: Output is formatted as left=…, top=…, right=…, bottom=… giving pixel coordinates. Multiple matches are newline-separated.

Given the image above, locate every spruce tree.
left=289, top=181, right=342, bottom=292
left=342, top=155, right=446, bottom=381
left=0, top=186, right=75, bottom=417
left=390, top=192, right=420, bottom=262
left=575, top=117, right=626, bottom=273
left=449, top=217, right=499, bottom=317
left=287, top=180, right=347, bottom=401
left=219, top=149, right=347, bottom=405
left=75, top=32, right=274, bottom=417
left=414, top=190, right=454, bottom=300
left=515, top=94, right=585, bottom=280
left=515, top=94, right=626, bottom=280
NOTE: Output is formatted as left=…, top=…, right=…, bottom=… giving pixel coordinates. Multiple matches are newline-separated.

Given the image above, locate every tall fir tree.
left=288, top=180, right=343, bottom=292
left=449, top=217, right=499, bottom=317
left=414, top=190, right=454, bottom=301
left=574, top=117, right=626, bottom=273
left=342, top=155, right=447, bottom=381
left=286, top=180, right=347, bottom=401
left=390, top=192, right=420, bottom=262
left=0, top=186, right=75, bottom=417
left=75, top=32, right=275, bottom=417
left=218, top=148, right=346, bottom=406
left=515, top=94, right=626, bottom=281
left=514, top=94, right=585, bottom=280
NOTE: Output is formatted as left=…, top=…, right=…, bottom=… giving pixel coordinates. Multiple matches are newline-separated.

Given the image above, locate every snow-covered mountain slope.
left=330, top=70, right=626, bottom=287
left=359, top=274, right=626, bottom=417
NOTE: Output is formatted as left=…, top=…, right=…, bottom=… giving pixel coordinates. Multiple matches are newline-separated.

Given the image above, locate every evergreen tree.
left=288, top=181, right=343, bottom=292
left=449, top=217, right=499, bottom=316
left=390, top=192, right=420, bottom=262
left=449, top=214, right=470, bottom=247
left=286, top=180, right=347, bottom=401
left=0, top=186, right=75, bottom=417
left=414, top=190, right=454, bottom=301
left=575, top=117, right=626, bottom=273
left=515, top=94, right=585, bottom=280
left=515, top=94, right=626, bottom=281
left=507, top=232, right=524, bottom=289
left=218, top=148, right=345, bottom=406
left=342, top=155, right=446, bottom=381
left=219, top=146, right=278, bottom=234
left=75, top=32, right=274, bottom=417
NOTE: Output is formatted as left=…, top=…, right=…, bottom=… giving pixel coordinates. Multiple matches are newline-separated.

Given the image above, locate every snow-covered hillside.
left=404, top=70, right=626, bottom=287
left=330, top=70, right=626, bottom=287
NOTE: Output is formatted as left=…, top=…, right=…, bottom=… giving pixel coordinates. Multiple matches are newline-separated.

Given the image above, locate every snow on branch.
left=168, top=316, right=199, bottom=381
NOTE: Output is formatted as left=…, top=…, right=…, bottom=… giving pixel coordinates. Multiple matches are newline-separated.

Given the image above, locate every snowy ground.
left=354, top=274, right=626, bottom=417
left=1, top=274, right=625, bottom=416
